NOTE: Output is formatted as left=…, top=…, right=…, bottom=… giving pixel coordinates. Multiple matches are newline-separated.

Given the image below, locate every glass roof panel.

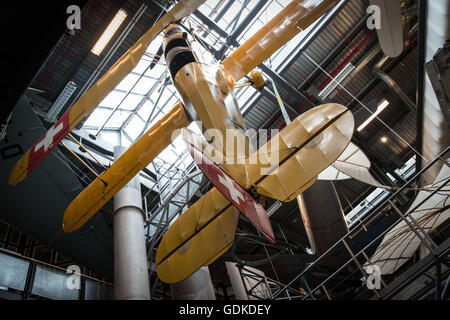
left=121, top=132, right=132, bottom=148
left=137, top=100, right=154, bottom=123
left=144, top=63, right=166, bottom=79
left=105, top=110, right=132, bottom=128
left=82, top=0, right=334, bottom=178
left=116, top=73, right=140, bottom=92
left=99, top=90, right=127, bottom=108
left=99, top=131, right=119, bottom=146
left=132, top=59, right=151, bottom=74
left=124, top=116, right=145, bottom=141
left=84, top=108, right=113, bottom=127
left=119, top=94, right=143, bottom=111
left=133, top=77, right=157, bottom=95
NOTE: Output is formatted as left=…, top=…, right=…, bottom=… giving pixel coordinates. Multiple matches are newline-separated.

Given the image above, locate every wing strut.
left=63, top=101, right=190, bottom=233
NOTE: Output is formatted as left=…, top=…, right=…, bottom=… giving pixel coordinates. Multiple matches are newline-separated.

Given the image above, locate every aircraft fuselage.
left=163, top=25, right=253, bottom=161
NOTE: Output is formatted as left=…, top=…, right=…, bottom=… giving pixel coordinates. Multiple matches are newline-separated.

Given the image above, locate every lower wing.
left=62, top=102, right=189, bottom=233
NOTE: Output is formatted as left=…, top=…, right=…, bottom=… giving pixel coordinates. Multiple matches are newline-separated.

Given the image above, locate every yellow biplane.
left=9, top=0, right=354, bottom=284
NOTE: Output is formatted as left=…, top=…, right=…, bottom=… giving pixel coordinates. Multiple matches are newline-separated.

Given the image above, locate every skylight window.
left=82, top=0, right=332, bottom=174
left=84, top=108, right=111, bottom=127
left=98, top=91, right=127, bottom=108
left=116, top=73, right=140, bottom=92
left=105, top=110, right=132, bottom=128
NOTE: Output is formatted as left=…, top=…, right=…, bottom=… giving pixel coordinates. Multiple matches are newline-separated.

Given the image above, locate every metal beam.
left=192, top=3, right=315, bottom=129
left=274, top=0, right=349, bottom=74
left=215, top=0, right=269, bottom=60
left=257, top=86, right=300, bottom=128
left=373, top=57, right=417, bottom=112
left=193, top=9, right=230, bottom=40
left=212, top=0, right=234, bottom=23
left=259, top=64, right=315, bottom=110
left=297, top=13, right=370, bottom=91
left=415, top=0, right=427, bottom=181
left=119, top=71, right=169, bottom=132
left=242, top=0, right=349, bottom=128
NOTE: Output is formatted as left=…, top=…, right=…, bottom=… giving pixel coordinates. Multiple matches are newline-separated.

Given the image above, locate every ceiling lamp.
left=357, top=99, right=390, bottom=132
left=91, top=9, right=127, bottom=56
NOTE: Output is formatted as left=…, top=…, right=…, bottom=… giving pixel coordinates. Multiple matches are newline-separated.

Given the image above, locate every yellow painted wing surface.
left=156, top=187, right=239, bottom=284
left=255, top=104, right=354, bottom=201
left=9, top=0, right=206, bottom=186
left=222, top=0, right=338, bottom=83
left=180, top=104, right=354, bottom=201
left=63, top=102, right=189, bottom=233
left=157, top=103, right=354, bottom=283
left=219, top=103, right=353, bottom=199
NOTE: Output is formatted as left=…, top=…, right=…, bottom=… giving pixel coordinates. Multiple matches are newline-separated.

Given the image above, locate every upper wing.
left=221, top=0, right=338, bottom=83
left=62, top=102, right=189, bottom=233
left=182, top=103, right=354, bottom=201
left=8, top=0, right=206, bottom=186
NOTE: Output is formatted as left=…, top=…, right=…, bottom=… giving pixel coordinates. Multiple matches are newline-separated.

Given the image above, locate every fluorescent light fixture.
left=46, top=81, right=77, bottom=122
left=357, top=99, right=390, bottom=132
left=91, top=9, right=127, bottom=56
left=319, top=63, right=355, bottom=99
left=266, top=200, right=282, bottom=217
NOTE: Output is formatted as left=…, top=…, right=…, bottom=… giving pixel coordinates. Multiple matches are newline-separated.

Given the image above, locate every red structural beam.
left=318, top=29, right=376, bottom=91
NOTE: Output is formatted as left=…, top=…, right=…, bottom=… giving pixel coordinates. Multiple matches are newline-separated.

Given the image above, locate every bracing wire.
left=302, top=52, right=428, bottom=163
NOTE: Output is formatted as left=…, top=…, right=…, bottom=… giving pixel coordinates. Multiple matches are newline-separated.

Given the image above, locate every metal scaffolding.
left=144, top=150, right=205, bottom=273
left=270, top=148, right=450, bottom=300
left=236, top=264, right=305, bottom=300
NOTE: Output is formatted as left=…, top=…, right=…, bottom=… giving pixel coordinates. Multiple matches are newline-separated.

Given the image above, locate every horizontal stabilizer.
left=156, top=188, right=239, bottom=284
left=332, top=161, right=390, bottom=189
left=319, top=142, right=390, bottom=189
left=255, top=103, right=354, bottom=201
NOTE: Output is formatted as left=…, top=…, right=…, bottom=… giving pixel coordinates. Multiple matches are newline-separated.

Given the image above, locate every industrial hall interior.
left=0, top=0, right=448, bottom=301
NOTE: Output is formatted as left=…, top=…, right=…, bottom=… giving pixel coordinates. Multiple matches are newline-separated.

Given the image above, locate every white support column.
left=113, top=146, right=150, bottom=300
left=170, top=267, right=216, bottom=300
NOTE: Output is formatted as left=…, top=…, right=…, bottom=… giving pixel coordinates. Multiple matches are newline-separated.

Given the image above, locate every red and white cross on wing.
left=187, top=143, right=275, bottom=243
left=28, top=112, right=70, bottom=174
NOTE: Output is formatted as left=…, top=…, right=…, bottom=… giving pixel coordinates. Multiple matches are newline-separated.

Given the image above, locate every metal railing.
left=236, top=264, right=305, bottom=300
left=0, top=247, right=113, bottom=300
left=272, top=147, right=450, bottom=300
